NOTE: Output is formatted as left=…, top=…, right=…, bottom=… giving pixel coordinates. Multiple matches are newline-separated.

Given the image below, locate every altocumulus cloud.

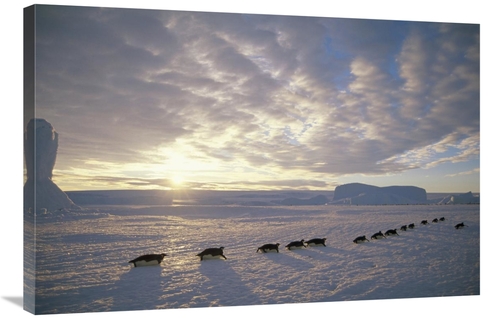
left=30, top=5, right=479, bottom=190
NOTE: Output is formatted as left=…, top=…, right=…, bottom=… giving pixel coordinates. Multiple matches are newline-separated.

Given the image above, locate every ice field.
left=25, top=203, right=479, bottom=314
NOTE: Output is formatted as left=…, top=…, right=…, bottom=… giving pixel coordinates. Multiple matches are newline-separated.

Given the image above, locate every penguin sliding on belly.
left=128, top=253, right=167, bottom=267
left=353, top=235, right=369, bottom=244
left=197, top=247, right=227, bottom=260
left=305, top=238, right=327, bottom=247
left=455, top=222, right=468, bottom=229
left=285, top=239, right=307, bottom=250
left=371, top=231, right=385, bottom=240
left=257, top=243, right=280, bottom=253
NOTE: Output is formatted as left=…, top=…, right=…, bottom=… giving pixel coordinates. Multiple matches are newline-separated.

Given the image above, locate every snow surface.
left=26, top=203, right=479, bottom=315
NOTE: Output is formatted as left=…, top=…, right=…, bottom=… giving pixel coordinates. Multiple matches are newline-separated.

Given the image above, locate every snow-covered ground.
left=25, top=204, right=479, bottom=315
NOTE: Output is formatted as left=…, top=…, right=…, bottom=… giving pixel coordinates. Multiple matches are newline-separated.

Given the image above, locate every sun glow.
left=171, top=175, right=185, bottom=187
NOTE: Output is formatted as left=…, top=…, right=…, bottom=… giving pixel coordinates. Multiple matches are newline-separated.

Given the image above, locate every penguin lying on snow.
left=257, top=243, right=280, bottom=253
left=455, top=222, right=468, bottom=229
left=421, top=220, right=429, bottom=225
left=408, top=223, right=415, bottom=229
left=371, top=231, right=385, bottom=240
left=432, top=218, right=439, bottom=223
left=439, top=217, right=446, bottom=222
left=353, top=235, right=369, bottom=244
left=384, top=229, right=399, bottom=236
left=400, top=225, right=407, bottom=231
left=197, top=247, right=227, bottom=260
left=128, top=253, right=167, bottom=267
left=285, top=239, right=307, bottom=250
left=305, top=238, right=327, bottom=247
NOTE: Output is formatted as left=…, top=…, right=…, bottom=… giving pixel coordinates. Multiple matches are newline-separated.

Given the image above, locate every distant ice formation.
left=333, top=183, right=428, bottom=205
left=279, top=194, right=329, bottom=206
left=437, top=191, right=480, bottom=205
left=24, top=118, right=79, bottom=213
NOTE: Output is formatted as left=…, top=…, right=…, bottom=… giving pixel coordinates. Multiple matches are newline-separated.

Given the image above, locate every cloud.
left=446, top=168, right=480, bottom=178
left=31, top=6, right=480, bottom=190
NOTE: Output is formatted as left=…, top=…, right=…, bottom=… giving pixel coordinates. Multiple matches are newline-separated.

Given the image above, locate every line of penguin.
left=128, top=237, right=326, bottom=267
left=128, top=218, right=468, bottom=267
left=352, top=217, right=468, bottom=244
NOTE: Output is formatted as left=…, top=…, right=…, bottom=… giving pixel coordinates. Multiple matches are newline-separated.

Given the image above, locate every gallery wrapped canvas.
left=23, top=3, right=480, bottom=317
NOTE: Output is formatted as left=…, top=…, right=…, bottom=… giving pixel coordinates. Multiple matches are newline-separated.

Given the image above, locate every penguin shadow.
left=112, top=264, right=165, bottom=311
left=304, top=245, right=352, bottom=260
left=262, top=248, right=315, bottom=270
left=197, top=259, right=262, bottom=305
left=305, top=243, right=358, bottom=260
left=324, top=245, right=352, bottom=255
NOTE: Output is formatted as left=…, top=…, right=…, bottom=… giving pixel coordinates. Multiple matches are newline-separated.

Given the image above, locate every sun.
left=171, top=175, right=185, bottom=187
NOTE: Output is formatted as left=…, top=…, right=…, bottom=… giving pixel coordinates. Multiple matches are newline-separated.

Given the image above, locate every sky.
left=26, top=3, right=481, bottom=193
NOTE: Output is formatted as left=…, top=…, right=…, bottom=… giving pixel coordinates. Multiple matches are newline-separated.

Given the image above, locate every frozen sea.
left=22, top=201, right=481, bottom=316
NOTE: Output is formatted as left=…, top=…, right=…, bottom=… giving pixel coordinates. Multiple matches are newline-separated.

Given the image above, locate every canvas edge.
left=23, top=4, right=36, bottom=314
